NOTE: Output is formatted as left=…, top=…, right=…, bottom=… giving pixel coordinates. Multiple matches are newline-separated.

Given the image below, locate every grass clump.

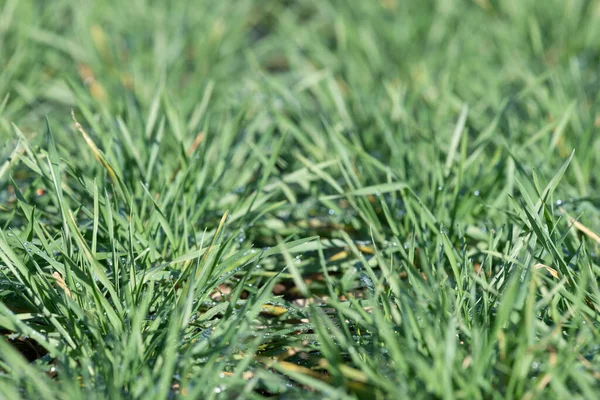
left=1, top=0, right=600, bottom=398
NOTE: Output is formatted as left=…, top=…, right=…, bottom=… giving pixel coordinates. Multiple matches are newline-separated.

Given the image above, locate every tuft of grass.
left=1, top=0, right=600, bottom=398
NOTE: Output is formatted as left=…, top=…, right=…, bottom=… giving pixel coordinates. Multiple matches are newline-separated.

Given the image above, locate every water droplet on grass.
left=236, top=230, right=246, bottom=244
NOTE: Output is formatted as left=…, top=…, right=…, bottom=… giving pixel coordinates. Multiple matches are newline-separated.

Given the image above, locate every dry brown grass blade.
left=71, top=110, right=119, bottom=186
left=169, top=131, right=205, bottom=182
left=260, top=357, right=372, bottom=397
left=186, top=131, right=205, bottom=157
left=560, top=206, right=600, bottom=244
left=260, top=304, right=289, bottom=316
left=277, top=360, right=328, bottom=381
left=328, top=250, right=348, bottom=262
left=52, top=272, right=73, bottom=298
left=318, top=359, right=368, bottom=383
left=328, top=245, right=374, bottom=262
left=534, top=263, right=559, bottom=279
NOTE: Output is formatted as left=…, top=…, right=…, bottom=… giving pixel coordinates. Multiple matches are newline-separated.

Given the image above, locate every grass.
left=1, top=0, right=600, bottom=398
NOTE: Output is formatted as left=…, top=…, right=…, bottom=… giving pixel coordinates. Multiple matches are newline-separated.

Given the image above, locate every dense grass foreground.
left=1, top=0, right=600, bottom=398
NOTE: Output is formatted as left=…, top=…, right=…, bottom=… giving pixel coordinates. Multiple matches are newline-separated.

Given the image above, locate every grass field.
left=1, top=0, right=600, bottom=398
